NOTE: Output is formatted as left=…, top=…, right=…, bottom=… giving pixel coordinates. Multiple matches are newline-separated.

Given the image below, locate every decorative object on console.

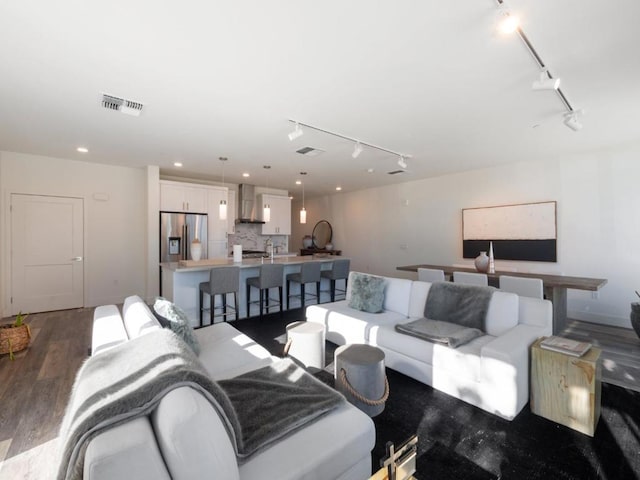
left=463, top=201, right=557, bottom=262
left=190, top=239, right=202, bottom=261
left=302, top=235, right=313, bottom=248
left=488, top=241, right=495, bottom=274
left=474, top=251, right=489, bottom=273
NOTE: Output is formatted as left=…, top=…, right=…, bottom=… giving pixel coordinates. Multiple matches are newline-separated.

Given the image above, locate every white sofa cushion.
left=151, top=386, right=240, bottom=480
left=408, top=281, right=431, bottom=319
left=195, top=323, right=274, bottom=380
left=84, top=417, right=171, bottom=480
left=238, top=403, right=375, bottom=480
left=122, top=295, right=162, bottom=339
left=92, top=305, right=128, bottom=356
left=306, top=300, right=406, bottom=345
left=484, top=291, right=519, bottom=336
left=518, top=296, right=553, bottom=331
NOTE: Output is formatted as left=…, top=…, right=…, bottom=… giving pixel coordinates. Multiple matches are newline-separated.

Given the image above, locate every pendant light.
left=263, top=165, right=271, bottom=223
left=219, top=157, right=228, bottom=220
left=299, top=172, right=307, bottom=224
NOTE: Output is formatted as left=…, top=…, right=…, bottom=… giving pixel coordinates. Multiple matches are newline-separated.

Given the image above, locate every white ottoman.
left=334, top=344, right=388, bottom=417
left=286, top=321, right=325, bottom=369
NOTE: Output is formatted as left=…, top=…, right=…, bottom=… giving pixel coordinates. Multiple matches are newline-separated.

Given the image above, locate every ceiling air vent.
left=387, top=169, right=406, bottom=175
left=101, top=93, right=144, bottom=117
left=296, top=146, right=325, bottom=157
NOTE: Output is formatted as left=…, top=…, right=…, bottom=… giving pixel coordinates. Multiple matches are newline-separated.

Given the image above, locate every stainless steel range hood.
left=236, top=184, right=265, bottom=224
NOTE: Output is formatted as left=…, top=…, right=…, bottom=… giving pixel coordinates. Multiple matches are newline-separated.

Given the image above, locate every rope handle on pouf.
left=339, top=368, right=389, bottom=406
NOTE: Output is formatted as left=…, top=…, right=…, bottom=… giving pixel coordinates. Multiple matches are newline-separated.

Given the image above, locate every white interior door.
left=11, top=194, right=84, bottom=314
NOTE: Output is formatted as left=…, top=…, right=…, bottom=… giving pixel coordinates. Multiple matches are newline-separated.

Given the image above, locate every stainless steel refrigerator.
left=160, top=212, right=208, bottom=262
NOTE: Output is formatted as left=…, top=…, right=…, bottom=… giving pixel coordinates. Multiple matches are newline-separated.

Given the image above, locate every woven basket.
left=0, top=324, right=31, bottom=356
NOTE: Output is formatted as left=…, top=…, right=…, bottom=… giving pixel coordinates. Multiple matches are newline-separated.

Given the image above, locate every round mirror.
left=312, top=220, right=333, bottom=249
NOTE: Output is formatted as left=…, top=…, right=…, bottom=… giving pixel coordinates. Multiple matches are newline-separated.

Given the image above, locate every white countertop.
left=160, top=255, right=343, bottom=273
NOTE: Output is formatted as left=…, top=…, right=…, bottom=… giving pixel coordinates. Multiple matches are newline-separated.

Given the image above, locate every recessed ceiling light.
left=367, top=168, right=375, bottom=174
left=295, top=180, right=302, bottom=185
left=174, top=162, right=183, bottom=167
left=76, top=147, right=88, bottom=153
left=242, top=172, right=250, bottom=177
left=336, top=186, right=342, bottom=191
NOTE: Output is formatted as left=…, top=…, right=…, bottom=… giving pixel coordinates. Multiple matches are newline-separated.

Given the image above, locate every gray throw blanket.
left=395, top=318, right=484, bottom=348
left=424, top=282, right=494, bottom=330
left=57, top=329, right=344, bottom=480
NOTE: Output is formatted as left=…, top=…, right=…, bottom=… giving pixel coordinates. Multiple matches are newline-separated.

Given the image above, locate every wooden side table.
left=530, top=337, right=602, bottom=436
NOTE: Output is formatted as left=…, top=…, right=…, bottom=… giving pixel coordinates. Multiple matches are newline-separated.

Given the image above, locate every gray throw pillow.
left=153, top=297, right=201, bottom=355
left=348, top=273, right=386, bottom=313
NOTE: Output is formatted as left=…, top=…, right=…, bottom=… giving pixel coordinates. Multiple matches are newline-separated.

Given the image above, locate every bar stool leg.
left=259, top=288, right=264, bottom=319
left=286, top=280, right=291, bottom=310
left=301, top=283, right=306, bottom=309
left=199, top=289, right=204, bottom=327
left=316, top=281, right=320, bottom=305
left=279, top=286, right=283, bottom=315
left=209, top=293, right=215, bottom=325
left=233, top=292, right=238, bottom=321
left=330, top=279, right=336, bottom=302
left=222, top=294, right=227, bottom=322
left=246, top=284, right=251, bottom=318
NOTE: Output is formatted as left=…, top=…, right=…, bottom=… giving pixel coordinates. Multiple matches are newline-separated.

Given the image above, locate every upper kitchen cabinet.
left=160, top=181, right=207, bottom=213
left=207, top=186, right=229, bottom=242
left=259, top=194, right=291, bottom=235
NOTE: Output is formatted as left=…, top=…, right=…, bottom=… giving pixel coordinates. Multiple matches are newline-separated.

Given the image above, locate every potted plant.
left=0, top=312, right=31, bottom=360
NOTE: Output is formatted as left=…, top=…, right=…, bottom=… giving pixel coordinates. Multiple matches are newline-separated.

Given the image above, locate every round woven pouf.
left=334, top=344, right=388, bottom=417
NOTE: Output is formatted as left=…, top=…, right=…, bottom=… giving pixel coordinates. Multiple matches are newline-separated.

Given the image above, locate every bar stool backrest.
left=300, top=261, right=322, bottom=283
left=329, top=259, right=350, bottom=280
left=256, top=263, right=285, bottom=289
left=208, top=266, right=240, bottom=294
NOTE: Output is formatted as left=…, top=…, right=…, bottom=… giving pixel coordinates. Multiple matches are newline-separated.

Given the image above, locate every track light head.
left=563, top=110, right=583, bottom=131
left=288, top=122, right=303, bottom=141
left=497, top=6, right=519, bottom=34
left=352, top=142, right=363, bottom=158
left=532, top=70, right=561, bottom=91
left=397, top=156, right=407, bottom=169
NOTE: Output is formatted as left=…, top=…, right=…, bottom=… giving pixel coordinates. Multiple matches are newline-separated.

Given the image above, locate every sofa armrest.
left=92, top=305, right=128, bottom=356
left=480, top=324, right=547, bottom=420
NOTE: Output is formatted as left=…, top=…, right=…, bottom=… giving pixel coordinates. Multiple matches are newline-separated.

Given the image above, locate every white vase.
left=474, top=251, right=489, bottom=273
left=190, top=241, right=202, bottom=261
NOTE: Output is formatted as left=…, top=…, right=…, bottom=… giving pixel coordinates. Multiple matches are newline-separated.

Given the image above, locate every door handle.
left=71, top=257, right=83, bottom=262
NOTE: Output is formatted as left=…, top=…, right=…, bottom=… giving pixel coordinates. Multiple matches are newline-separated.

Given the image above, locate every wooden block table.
left=530, top=337, right=602, bottom=436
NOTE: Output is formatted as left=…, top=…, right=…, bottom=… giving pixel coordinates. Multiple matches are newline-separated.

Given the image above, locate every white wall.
left=292, top=146, right=640, bottom=329
left=0, top=151, right=148, bottom=315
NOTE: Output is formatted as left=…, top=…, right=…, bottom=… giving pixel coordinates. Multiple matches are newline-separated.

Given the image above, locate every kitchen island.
left=160, top=255, right=344, bottom=326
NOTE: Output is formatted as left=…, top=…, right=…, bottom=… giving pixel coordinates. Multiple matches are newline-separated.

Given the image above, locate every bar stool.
left=246, top=263, right=284, bottom=319
left=198, top=266, right=240, bottom=327
left=286, top=261, right=322, bottom=310
left=321, top=258, right=350, bottom=302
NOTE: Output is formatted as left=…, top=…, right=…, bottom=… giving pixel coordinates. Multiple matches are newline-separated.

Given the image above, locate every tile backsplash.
left=228, top=223, right=289, bottom=253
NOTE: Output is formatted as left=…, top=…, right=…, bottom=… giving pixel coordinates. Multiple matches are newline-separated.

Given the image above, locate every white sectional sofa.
left=306, top=272, right=552, bottom=420
left=81, top=296, right=375, bottom=480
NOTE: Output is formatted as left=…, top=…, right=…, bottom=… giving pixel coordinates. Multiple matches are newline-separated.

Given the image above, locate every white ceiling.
left=1, top=1, right=639, bottom=197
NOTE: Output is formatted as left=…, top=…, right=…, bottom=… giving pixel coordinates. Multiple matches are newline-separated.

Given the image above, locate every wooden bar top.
left=396, top=264, right=607, bottom=291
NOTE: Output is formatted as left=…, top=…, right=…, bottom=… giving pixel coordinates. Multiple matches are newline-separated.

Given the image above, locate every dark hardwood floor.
left=1, top=307, right=638, bottom=479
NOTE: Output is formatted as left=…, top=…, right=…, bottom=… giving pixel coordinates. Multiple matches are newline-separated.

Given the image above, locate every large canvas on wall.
left=462, top=201, right=557, bottom=262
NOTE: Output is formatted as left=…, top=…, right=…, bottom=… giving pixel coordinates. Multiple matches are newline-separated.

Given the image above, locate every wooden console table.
left=396, top=264, right=607, bottom=334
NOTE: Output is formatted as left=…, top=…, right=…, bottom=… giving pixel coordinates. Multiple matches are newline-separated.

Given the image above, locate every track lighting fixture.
left=219, top=157, right=228, bottom=220
left=352, top=142, right=363, bottom=159
left=397, top=156, right=407, bottom=170
left=532, top=69, right=561, bottom=91
left=497, top=5, right=519, bottom=34
left=494, top=0, right=581, bottom=131
left=287, top=120, right=411, bottom=167
left=563, top=111, right=583, bottom=131
left=288, top=122, right=303, bottom=141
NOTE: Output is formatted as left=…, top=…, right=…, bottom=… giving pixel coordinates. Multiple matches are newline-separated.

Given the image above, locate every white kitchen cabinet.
left=259, top=194, right=291, bottom=235
left=208, top=240, right=229, bottom=259
left=207, top=186, right=229, bottom=242
left=160, top=181, right=208, bottom=213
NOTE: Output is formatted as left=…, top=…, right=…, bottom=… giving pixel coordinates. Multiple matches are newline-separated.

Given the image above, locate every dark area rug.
left=231, top=310, right=640, bottom=480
